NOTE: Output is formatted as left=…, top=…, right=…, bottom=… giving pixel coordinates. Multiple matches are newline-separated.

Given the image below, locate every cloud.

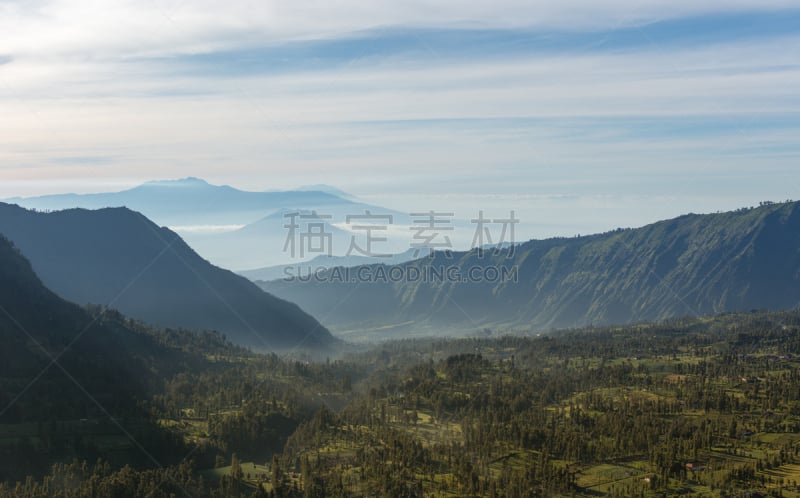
left=50, top=155, right=114, bottom=165
left=1, top=0, right=799, bottom=61
left=1, top=33, right=798, bottom=182
left=0, top=0, right=798, bottom=236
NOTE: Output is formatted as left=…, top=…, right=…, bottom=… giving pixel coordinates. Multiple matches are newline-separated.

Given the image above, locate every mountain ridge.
left=4, top=178, right=359, bottom=226
left=259, top=201, right=800, bottom=340
left=5, top=178, right=410, bottom=269
left=0, top=202, right=337, bottom=351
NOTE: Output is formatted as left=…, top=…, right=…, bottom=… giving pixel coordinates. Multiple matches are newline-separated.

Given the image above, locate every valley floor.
left=5, top=310, right=800, bottom=497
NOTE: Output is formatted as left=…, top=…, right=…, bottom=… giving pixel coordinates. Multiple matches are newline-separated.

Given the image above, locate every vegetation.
left=262, top=200, right=800, bottom=341
left=0, top=202, right=337, bottom=350
left=6, top=302, right=800, bottom=496
left=4, top=200, right=800, bottom=497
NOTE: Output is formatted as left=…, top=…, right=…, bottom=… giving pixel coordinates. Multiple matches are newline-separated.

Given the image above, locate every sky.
left=1, top=0, right=799, bottom=238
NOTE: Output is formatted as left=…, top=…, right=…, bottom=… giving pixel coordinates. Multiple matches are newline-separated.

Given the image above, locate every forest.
left=4, top=309, right=800, bottom=497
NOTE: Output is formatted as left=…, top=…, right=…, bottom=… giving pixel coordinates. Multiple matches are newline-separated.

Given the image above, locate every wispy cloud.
left=0, top=0, right=798, bottom=237
left=1, top=1, right=798, bottom=59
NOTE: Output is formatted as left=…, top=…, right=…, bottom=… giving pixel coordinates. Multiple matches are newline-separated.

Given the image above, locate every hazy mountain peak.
left=6, top=178, right=365, bottom=229
left=140, top=177, right=213, bottom=188
left=294, top=184, right=354, bottom=199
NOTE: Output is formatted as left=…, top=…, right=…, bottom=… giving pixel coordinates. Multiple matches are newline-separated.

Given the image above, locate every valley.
left=2, top=2, right=797, bottom=495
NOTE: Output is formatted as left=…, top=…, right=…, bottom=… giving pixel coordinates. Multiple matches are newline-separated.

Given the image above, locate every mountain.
left=181, top=203, right=416, bottom=270
left=295, top=184, right=356, bottom=199
left=239, top=249, right=421, bottom=282
left=259, top=201, right=800, bottom=341
left=5, top=178, right=360, bottom=226
left=0, top=203, right=337, bottom=351
left=0, top=232, right=164, bottom=478
left=0, top=232, right=238, bottom=421
left=0, top=232, right=253, bottom=480
left=0, top=233, right=148, bottom=422
left=6, top=178, right=410, bottom=269
left=184, top=208, right=355, bottom=271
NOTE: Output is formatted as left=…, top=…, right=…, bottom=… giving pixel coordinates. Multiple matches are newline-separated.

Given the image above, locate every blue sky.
left=1, top=0, right=799, bottom=238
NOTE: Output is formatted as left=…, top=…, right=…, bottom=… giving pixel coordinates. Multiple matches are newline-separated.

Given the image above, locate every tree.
left=231, top=453, right=243, bottom=481
left=271, top=454, right=281, bottom=490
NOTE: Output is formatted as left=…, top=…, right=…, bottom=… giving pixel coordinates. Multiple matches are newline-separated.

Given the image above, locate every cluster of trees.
left=5, top=310, right=800, bottom=496
left=0, top=459, right=209, bottom=498
left=270, top=311, right=800, bottom=496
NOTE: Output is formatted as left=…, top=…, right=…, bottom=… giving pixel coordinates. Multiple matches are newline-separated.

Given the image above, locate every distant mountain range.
left=259, top=201, right=800, bottom=341
left=239, top=248, right=421, bottom=282
left=4, top=178, right=411, bottom=270
left=185, top=208, right=360, bottom=271
left=4, top=177, right=359, bottom=226
left=0, top=202, right=337, bottom=351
